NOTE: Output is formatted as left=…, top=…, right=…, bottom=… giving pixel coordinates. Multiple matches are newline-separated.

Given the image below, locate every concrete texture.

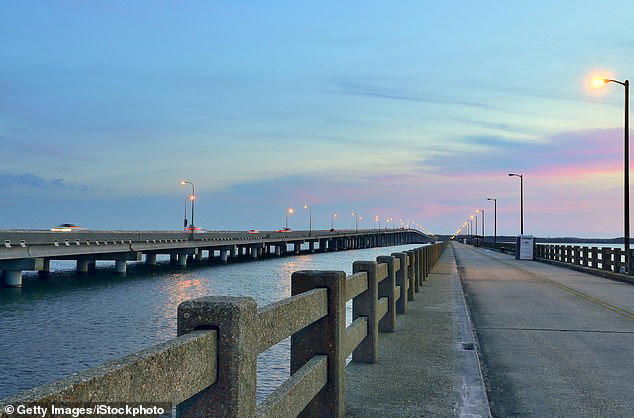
left=454, top=242, right=634, bottom=417
left=346, top=244, right=490, bottom=417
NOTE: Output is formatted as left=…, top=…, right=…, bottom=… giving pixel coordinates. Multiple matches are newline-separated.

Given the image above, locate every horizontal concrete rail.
left=346, top=271, right=369, bottom=300
left=256, top=288, right=328, bottom=353
left=1, top=242, right=449, bottom=417
left=257, top=355, right=328, bottom=418
left=0, top=330, right=216, bottom=406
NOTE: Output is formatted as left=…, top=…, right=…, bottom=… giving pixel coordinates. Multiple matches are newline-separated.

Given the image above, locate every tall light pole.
left=181, top=180, right=195, bottom=233
left=592, top=76, right=630, bottom=270
left=184, top=196, right=190, bottom=228
left=352, top=211, right=359, bottom=232
left=508, top=173, right=524, bottom=235
left=487, top=197, right=497, bottom=243
left=477, top=209, right=485, bottom=240
left=285, top=208, right=294, bottom=230
left=304, top=204, right=312, bottom=235
left=331, top=213, right=337, bottom=229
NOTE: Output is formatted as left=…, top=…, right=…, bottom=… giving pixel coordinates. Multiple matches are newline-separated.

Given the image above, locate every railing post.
left=177, top=296, right=257, bottom=418
left=392, top=252, right=408, bottom=314
left=416, top=248, right=423, bottom=286
left=377, top=256, right=396, bottom=332
left=421, top=247, right=427, bottom=281
left=591, top=247, right=599, bottom=269
left=601, top=247, right=610, bottom=271
left=406, top=250, right=418, bottom=294
left=291, top=270, right=347, bottom=417
left=352, top=261, right=379, bottom=363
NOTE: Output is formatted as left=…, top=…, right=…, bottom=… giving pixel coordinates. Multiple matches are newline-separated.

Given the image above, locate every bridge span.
left=0, top=229, right=432, bottom=287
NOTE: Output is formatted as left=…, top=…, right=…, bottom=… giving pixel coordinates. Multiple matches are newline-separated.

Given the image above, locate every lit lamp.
left=591, top=75, right=630, bottom=271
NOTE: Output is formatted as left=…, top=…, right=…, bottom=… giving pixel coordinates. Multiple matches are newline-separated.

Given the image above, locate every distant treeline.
left=437, top=235, right=632, bottom=244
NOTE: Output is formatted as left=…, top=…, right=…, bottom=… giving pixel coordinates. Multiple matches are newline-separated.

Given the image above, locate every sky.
left=1, top=1, right=633, bottom=237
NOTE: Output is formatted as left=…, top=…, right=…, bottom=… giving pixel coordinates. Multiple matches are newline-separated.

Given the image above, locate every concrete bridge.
left=0, top=228, right=433, bottom=287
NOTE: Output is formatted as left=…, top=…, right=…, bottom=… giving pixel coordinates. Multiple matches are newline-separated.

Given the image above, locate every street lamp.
left=285, top=208, right=294, bottom=230
left=184, top=196, right=189, bottom=228
left=470, top=215, right=476, bottom=238
left=181, top=180, right=195, bottom=233
left=304, top=204, right=312, bottom=235
left=352, top=211, right=359, bottom=232
left=591, top=76, right=630, bottom=270
left=331, top=213, right=337, bottom=229
left=476, top=209, right=485, bottom=240
left=487, top=197, right=497, bottom=243
left=508, top=173, right=524, bottom=235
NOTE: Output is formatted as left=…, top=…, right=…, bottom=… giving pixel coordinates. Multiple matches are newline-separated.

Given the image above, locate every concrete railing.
left=0, top=242, right=447, bottom=418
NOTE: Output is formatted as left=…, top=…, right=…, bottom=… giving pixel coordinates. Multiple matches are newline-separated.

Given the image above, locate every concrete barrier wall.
left=0, top=242, right=448, bottom=417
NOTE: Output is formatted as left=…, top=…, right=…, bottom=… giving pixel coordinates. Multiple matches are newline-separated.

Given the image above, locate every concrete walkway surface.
left=454, top=242, right=634, bottom=417
left=346, top=245, right=490, bottom=417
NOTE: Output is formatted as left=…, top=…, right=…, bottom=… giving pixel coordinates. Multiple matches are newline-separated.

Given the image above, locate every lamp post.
left=181, top=180, right=195, bottom=233
left=285, top=208, right=294, bottom=230
left=352, top=211, right=359, bottom=232
left=487, top=197, right=497, bottom=243
left=183, top=196, right=189, bottom=228
left=304, top=204, right=312, bottom=236
left=591, top=76, right=630, bottom=271
left=477, top=209, right=485, bottom=241
left=508, top=173, right=524, bottom=235
left=331, top=213, right=337, bottom=229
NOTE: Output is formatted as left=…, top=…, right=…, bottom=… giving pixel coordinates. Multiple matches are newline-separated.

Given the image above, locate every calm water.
left=0, top=243, right=423, bottom=402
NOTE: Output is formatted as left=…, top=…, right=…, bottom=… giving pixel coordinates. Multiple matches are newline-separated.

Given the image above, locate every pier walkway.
left=346, top=243, right=490, bottom=417
left=453, top=242, right=634, bottom=417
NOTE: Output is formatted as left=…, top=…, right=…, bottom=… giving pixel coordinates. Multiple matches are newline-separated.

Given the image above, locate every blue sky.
left=1, top=1, right=633, bottom=236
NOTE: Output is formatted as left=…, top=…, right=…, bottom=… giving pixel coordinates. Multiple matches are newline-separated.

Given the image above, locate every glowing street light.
left=181, top=180, right=195, bottom=233
left=331, top=213, right=337, bottom=229
left=476, top=209, right=485, bottom=240
left=508, top=173, right=524, bottom=234
left=487, top=197, right=497, bottom=243
left=304, top=204, right=312, bottom=236
left=352, top=211, right=359, bottom=232
left=591, top=75, right=630, bottom=270
left=285, top=208, right=294, bottom=230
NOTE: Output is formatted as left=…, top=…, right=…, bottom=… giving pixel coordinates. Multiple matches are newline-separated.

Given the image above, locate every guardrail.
left=534, top=244, right=633, bottom=274
left=0, top=242, right=447, bottom=417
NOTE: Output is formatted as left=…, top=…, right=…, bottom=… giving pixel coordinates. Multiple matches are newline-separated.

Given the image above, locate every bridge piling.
left=115, top=258, right=127, bottom=273
left=76, top=258, right=90, bottom=274
left=2, top=270, right=23, bottom=287
left=145, top=253, right=157, bottom=266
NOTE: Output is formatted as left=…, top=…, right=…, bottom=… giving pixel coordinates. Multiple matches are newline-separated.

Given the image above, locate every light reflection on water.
left=0, top=244, right=424, bottom=401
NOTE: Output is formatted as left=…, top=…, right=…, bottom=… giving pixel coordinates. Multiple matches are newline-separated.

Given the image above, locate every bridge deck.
left=346, top=242, right=489, bottom=416
left=454, top=242, right=634, bottom=417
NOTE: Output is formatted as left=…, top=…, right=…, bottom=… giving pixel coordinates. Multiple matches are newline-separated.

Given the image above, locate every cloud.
left=422, top=128, right=628, bottom=178
left=0, top=172, right=89, bottom=191
left=327, top=78, right=494, bottom=109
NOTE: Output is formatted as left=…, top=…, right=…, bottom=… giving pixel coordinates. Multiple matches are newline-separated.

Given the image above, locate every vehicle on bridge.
left=50, top=224, right=83, bottom=232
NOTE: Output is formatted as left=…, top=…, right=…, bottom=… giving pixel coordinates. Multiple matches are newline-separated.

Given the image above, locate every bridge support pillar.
left=178, top=254, right=187, bottom=267
left=195, top=250, right=203, bottom=261
left=170, top=253, right=178, bottom=264
left=275, top=245, right=281, bottom=256
left=115, top=258, right=127, bottom=274
left=220, top=250, right=228, bottom=262
left=250, top=247, right=258, bottom=258
left=257, top=247, right=263, bottom=257
left=293, top=243, right=301, bottom=254
left=2, top=270, right=23, bottom=287
left=76, top=258, right=90, bottom=274
left=230, top=246, right=237, bottom=258
left=309, top=241, right=315, bottom=252
left=38, top=259, right=51, bottom=279
left=88, top=260, right=96, bottom=273
left=145, top=253, right=157, bottom=266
